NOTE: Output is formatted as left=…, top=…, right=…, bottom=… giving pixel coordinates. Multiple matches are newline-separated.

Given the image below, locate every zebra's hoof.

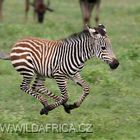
left=64, top=107, right=71, bottom=114
left=63, top=104, right=71, bottom=114
left=63, top=103, right=79, bottom=114
left=40, top=108, right=49, bottom=115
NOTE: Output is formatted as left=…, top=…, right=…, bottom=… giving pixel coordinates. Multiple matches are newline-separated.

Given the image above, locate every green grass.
left=0, top=0, right=140, bottom=139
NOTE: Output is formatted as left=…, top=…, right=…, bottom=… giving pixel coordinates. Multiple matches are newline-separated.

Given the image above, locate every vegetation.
left=0, top=0, right=140, bottom=139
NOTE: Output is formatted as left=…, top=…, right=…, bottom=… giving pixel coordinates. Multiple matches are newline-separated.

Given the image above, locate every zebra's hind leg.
left=32, top=76, right=61, bottom=102
left=20, top=76, right=49, bottom=115
left=32, top=76, right=62, bottom=115
left=63, top=73, right=89, bottom=113
left=39, top=76, right=68, bottom=115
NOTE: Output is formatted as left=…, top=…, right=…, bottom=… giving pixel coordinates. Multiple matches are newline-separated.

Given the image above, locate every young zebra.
left=0, top=24, right=119, bottom=115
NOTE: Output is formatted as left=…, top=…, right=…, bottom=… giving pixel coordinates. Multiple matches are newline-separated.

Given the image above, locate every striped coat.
left=10, top=32, right=90, bottom=78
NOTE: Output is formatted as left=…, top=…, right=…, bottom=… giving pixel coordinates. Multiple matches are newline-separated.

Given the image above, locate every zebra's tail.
left=0, top=51, right=10, bottom=60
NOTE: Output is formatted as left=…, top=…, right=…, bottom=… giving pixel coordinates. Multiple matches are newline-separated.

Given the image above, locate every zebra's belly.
left=58, top=63, right=84, bottom=78
left=33, top=63, right=59, bottom=78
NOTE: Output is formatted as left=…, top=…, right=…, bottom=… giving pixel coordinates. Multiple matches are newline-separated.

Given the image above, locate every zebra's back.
left=10, top=37, right=61, bottom=77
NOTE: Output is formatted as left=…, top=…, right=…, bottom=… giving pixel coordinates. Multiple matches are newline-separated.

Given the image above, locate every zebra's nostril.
left=109, top=59, right=119, bottom=69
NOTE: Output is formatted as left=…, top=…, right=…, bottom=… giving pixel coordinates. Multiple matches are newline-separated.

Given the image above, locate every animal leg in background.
left=0, top=0, right=4, bottom=21
left=79, top=0, right=101, bottom=28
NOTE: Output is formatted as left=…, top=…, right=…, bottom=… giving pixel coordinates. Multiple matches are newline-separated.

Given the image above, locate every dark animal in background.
left=0, top=0, right=3, bottom=21
left=79, top=0, right=101, bottom=28
left=25, top=0, right=53, bottom=23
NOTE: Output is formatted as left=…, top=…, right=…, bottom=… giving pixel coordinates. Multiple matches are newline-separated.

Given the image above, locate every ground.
left=0, top=0, right=140, bottom=139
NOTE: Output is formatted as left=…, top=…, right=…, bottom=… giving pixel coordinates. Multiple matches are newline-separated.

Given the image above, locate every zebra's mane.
left=64, top=30, right=90, bottom=41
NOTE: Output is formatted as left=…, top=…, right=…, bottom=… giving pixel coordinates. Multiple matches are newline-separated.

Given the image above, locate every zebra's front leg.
left=63, top=73, right=89, bottom=113
left=40, top=76, right=68, bottom=115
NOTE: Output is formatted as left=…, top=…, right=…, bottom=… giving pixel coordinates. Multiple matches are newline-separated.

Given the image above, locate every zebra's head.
left=86, top=24, right=119, bottom=69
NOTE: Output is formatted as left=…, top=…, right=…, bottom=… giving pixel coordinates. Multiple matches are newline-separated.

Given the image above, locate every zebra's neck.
left=62, top=30, right=94, bottom=63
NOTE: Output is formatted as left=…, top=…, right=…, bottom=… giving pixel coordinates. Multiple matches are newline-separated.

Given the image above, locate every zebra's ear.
left=85, top=24, right=98, bottom=37
left=98, top=24, right=106, bottom=32
left=97, top=24, right=106, bottom=36
left=85, top=24, right=90, bottom=30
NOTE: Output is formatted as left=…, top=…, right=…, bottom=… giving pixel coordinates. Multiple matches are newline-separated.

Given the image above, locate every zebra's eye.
left=101, top=47, right=106, bottom=50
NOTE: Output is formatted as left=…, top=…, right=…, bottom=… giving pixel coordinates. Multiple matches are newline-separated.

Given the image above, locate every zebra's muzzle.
left=109, top=59, right=119, bottom=69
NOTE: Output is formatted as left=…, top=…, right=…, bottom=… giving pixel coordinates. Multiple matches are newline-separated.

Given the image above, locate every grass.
left=0, top=0, right=140, bottom=139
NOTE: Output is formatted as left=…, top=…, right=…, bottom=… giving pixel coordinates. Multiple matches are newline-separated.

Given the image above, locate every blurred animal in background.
left=79, top=0, right=101, bottom=28
left=0, top=0, right=3, bottom=21
left=25, top=0, right=53, bottom=23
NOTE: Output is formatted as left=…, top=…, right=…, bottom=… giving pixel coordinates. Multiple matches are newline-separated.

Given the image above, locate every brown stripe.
left=12, top=61, right=33, bottom=69
left=14, top=42, right=41, bottom=59
left=11, top=54, right=27, bottom=61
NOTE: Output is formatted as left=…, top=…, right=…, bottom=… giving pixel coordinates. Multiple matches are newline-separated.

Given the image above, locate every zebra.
left=0, top=24, right=119, bottom=115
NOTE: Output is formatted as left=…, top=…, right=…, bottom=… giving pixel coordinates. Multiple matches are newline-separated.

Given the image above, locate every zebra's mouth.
left=109, top=59, right=119, bottom=69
